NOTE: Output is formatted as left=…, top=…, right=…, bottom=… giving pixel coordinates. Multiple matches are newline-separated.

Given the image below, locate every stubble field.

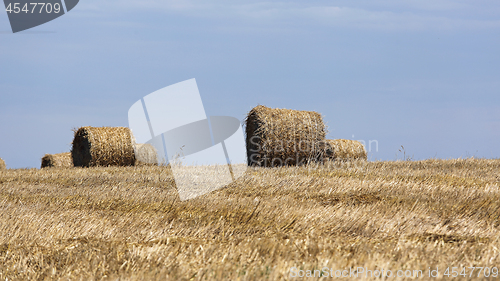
left=0, top=158, right=499, bottom=280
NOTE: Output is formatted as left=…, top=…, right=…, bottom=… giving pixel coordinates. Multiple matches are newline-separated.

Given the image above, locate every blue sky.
left=1, top=0, right=499, bottom=168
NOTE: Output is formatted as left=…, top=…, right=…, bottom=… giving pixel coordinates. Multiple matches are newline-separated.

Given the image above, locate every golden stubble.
left=0, top=158, right=499, bottom=280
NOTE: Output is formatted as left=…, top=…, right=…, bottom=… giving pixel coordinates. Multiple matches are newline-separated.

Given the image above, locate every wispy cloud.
left=76, top=0, right=500, bottom=31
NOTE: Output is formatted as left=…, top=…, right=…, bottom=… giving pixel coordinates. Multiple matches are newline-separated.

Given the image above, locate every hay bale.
left=245, top=105, right=327, bottom=167
left=72, top=126, right=135, bottom=167
left=313, top=140, right=335, bottom=163
left=134, top=143, right=158, bottom=166
left=322, top=139, right=367, bottom=161
left=0, top=158, right=5, bottom=170
left=41, top=152, right=73, bottom=168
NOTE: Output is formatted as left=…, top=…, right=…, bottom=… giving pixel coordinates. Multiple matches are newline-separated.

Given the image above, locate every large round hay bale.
left=245, top=105, right=327, bottom=167
left=41, top=152, right=73, bottom=168
left=134, top=143, right=158, bottom=166
left=0, top=158, right=6, bottom=170
left=322, top=139, right=367, bottom=161
left=72, top=126, right=135, bottom=167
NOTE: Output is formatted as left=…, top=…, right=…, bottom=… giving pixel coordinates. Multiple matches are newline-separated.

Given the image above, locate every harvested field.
left=0, top=158, right=500, bottom=280
left=245, top=105, right=326, bottom=167
left=41, top=152, right=73, bottom=168
left=0, top=158, right=5, bottom=170
left=72, top=126, right=135, bottom=167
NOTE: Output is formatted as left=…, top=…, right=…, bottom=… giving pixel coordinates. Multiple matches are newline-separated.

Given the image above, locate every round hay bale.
left=72, top=126, right=135, bottom=167
left=134, top=143, right=158, bottom=166
left=245, top=105, right=327, bottom=167
left=323, top=139, right=367, bottom=161
left=0, top=158, right=6, bottom=170
left=41, top=152, right=73, bottom=168
left=314, top=140, right=335, bottom=163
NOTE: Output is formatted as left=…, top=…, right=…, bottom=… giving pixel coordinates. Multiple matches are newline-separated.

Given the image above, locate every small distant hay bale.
left=72, top=126, right=135, bottom=167
left=134, top=143, right=158, bottom=166
left=0, top=158, right=6, bottom=170
left=41, top=152, right=73, bottom=168
left=320, top=139, right=367, bottom=161
left=313, top=140, right=335, bottom=162
left=245, top=105, right=327, bottom=167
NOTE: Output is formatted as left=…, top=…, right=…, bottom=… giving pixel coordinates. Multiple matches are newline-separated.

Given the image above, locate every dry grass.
left=0, top=158, right=5, bottom=170
left=72, top=126, right=135, bottom=167
left=41, top=152, right=73, bottom=168
left=0, top=158, right=500, bottom=280
left=245, top=105, right=326, bottom=167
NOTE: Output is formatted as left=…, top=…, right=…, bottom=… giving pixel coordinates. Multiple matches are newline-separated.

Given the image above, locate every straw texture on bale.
left=245, top=105, right=326, bottom=167
left=134, top=143, right=158, bottom=166
left=72, top=127, right=135, bottom=167
left=0, top=158, right=5, bottom=170
left=313, top=140, right=334, bottom=162
left=321, top=139, right=367, bottom=161
left=41, top=152, right=73, bottom=168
